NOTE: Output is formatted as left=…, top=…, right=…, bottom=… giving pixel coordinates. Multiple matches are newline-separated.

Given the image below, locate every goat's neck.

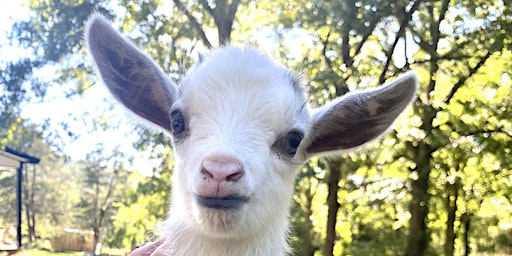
left=162, top=214, right=290, bottom=256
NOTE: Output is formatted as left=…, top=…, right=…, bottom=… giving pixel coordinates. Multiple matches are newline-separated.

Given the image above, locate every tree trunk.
left=92, top=183, right=100, bottom=255
left=93, top=226, right=100, bottom=256
left=24, top=207, right=32, bottom=242
left=25, top=205, right=36, bottom=242
left=444, top=179, right=459, bottom=256
left=30, top=213, right=36, bottom=242
left=29, top=165, right=36, bottom=242
left=22, top=165, right=37, bottom=242
left=323, top=160, right=341, bottom=256
left=304, top=180, right=315, bottom=256
left=405, top=104, right=435, bottom=256
left=461, top=213, right=471, bottom=256
left=404, top=154, right=430, bottom=256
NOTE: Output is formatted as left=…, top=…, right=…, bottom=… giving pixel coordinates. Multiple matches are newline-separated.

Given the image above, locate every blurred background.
left=0, top=0, right=511, bottom=255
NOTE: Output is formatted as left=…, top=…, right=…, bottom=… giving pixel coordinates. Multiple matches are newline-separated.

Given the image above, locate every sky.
left=0, top=2, right=27, bottom=58
left=0, top=1, right=159, bottom=173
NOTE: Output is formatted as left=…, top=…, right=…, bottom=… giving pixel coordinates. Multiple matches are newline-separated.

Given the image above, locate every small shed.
left=0, top=147, right=40, bottom=248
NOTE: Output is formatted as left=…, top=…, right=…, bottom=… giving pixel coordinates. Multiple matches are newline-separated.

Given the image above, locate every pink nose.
left=201, top=154, right=244, bottom=183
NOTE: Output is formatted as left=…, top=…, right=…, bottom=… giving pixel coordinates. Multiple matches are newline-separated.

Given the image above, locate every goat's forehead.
left=179, top=47, right=308, bottom=129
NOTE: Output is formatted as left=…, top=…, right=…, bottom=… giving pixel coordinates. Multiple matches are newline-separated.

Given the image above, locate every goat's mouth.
left=196, top=194, right=248, bottom=210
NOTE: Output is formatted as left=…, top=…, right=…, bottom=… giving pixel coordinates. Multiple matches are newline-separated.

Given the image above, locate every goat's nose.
left=201, top=154, right=244, bottom=182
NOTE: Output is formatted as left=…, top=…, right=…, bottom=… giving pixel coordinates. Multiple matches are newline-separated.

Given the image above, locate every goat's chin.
left=194, top=204, right=248, bottom=236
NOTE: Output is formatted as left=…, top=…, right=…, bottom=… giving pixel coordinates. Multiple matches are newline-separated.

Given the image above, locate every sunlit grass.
left=17, top=248, right=128, bottom=256
left=17, top=249, right=82, bottom=256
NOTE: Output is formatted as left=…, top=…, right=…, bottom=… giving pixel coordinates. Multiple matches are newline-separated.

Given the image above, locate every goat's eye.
left=170, top=110, right=186, bottom=135
left=274, top=130, right=304, bottom=156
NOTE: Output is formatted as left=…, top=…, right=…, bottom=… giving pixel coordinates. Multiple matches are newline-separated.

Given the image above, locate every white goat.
left=86, top=15, right=417, bottom=256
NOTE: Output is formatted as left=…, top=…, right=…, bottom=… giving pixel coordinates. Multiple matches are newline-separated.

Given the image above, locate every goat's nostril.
left=226, top=171, right=244, bottom=182
left=201, top=168, right=214, bottom=180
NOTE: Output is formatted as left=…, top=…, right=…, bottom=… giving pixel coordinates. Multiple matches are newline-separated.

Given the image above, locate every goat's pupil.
left=170, top=110, right=185, bottom=135
left=285, top=131, right=303, bottom=155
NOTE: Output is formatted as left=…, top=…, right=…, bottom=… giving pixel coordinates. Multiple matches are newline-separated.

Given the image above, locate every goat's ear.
left=86, top=14, right=177, bottom=132
left=304, top=72, right=418, bottom=156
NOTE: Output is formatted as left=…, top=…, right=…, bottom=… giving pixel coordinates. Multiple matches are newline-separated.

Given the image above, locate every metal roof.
left=0, top=147, right=40, bottom=168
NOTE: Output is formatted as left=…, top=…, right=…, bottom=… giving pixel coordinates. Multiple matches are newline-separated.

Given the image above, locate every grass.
left=16, top=248, right=128, bottom=256
left=16, top=249, right=82, bottom=256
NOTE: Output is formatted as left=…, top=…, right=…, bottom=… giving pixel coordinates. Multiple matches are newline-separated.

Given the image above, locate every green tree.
left=107, top=147, right=173, bottom=249
left=402, top=0, right=511, bottom=254
left=76, top=146, right=127, bottom=254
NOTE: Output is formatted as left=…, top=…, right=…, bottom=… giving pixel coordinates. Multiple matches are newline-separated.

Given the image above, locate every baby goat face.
left=172, top=47, right=310, bottom=235
left=86, top=14, right=418, bottom=245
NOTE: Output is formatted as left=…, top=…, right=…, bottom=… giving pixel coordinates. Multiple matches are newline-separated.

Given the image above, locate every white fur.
left=163, top=47, right=305, bottom=255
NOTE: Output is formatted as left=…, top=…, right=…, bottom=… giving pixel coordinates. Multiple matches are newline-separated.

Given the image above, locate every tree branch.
left=321, top=29, right=333, bottom=70
left=379, top=0, right=424, bottom=84
left=437, top=119, right=512, bottom=141
left=353, top=15, right=380, bottom=58
left=341, top=28, right=353, bottom=68
left=460, top=125, right=512, bottom=140
left=443, top=51, right=492, bottom=104
left=173, top=0, right=213, bottom=48
left=411, top=53, right=474, bottom=65
left=199, top=0, right=240, bottom=44
left=431, top=0, right=451, bottom=43
left=425, top=0, right=450, bottom=98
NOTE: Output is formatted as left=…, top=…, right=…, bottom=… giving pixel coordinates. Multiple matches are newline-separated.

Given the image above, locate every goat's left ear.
left=304, top=72, right=418, bottom=156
